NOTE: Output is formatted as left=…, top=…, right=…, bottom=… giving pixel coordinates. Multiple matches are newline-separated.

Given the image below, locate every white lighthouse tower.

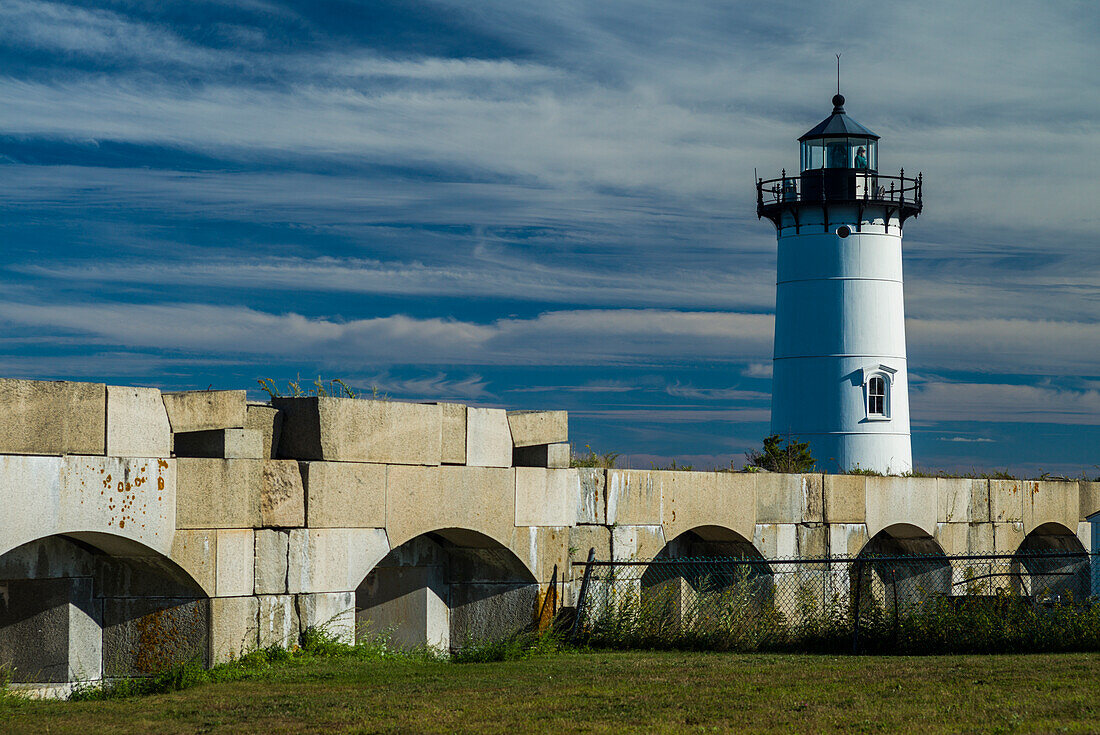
left=756, top=93, right=922, bottom=474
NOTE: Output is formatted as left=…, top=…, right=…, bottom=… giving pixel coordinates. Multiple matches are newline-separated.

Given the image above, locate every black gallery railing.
left=756, top=170, right=922, bottom=209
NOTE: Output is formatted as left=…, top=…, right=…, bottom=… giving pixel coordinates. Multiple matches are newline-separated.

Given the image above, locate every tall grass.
left=577, top=578, right=1100, bottom=655
left=66, top=626, right=442, bottom=702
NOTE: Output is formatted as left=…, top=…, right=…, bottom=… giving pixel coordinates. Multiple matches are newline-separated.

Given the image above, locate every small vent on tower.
left=836, top=225, right=851, bottom=238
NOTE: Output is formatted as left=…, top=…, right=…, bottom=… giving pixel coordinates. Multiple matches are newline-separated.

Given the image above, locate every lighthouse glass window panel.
left=803, top=141, right=824, bottom=170
left=868, top=141, right=878, bottom=171
left=868, top=376, right=887, bottom=417
left=825, top=139, right=848, bottom=169
left=851, top=139, right=871, bottom=169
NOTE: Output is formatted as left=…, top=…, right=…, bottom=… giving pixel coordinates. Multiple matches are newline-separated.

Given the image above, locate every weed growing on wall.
left=257, top=375, right=385, bottom=400
left=570, top=445, right=621, bottom=469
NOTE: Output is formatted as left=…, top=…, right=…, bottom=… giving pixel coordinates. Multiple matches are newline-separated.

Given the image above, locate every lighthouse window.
left=826, top=140, right=847, bottom=168
left=802, top=140, right=824, bottom=170
left=868, top=376, right=887, bottom=417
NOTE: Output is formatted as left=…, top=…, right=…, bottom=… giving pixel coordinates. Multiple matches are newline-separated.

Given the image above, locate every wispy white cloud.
left=664, top=382, right=768, bottom=402
left=0, top=301, right=774, bottom=366
left=936, top=436, right=995, bottom=443
left=913, top=381, right=1100, bottom=426
left=13, top=253, right=776, bottom=311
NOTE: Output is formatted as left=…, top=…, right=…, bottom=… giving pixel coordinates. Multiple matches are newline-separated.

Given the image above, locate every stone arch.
left=0, top=531, right=208, bottom=687
left=654, top=525, right=765, bottom=560
left=854, top=523, right=951, bottom=613
left=0, top=455, right=178, bottom=562
left=640, top=526, right=772, bottom=631
left=356, top=528, right=538, bottom=652
left=1012, top=522, right=1089, bottom=602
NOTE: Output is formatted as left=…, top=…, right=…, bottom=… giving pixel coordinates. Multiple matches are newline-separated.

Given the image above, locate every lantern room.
left=799, top=94, right=879, bottom=172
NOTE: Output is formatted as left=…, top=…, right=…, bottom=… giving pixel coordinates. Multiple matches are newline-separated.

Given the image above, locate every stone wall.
left=0, top=378, right=1096, bottom=691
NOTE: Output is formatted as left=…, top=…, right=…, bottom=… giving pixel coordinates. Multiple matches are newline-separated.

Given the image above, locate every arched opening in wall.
left=638, top=527, right=773, bottom=636
left=0, top=533, right=207, bottom=686
left=1012, top=523, right=1089, bottom=602
left=356, top=529, right=537, bottom=652
left=855, top=524, right=951, bottom=616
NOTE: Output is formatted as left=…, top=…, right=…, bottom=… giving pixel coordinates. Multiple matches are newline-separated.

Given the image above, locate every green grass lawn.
left=2, top=651, right=1097, bottom=734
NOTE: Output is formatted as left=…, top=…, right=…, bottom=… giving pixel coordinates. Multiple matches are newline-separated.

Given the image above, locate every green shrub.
left=745, top=435, right=815, bottom=473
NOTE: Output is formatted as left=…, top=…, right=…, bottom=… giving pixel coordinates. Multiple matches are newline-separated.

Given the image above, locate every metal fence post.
left=570, top=547, right=596, bottom=643
left=852, top=558, right=865, bottom=655
left=891, top=566, right=899, bottom=648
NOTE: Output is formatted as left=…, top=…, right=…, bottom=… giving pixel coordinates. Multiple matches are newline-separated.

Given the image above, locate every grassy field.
left=2, top=651, right=1097, bottom=734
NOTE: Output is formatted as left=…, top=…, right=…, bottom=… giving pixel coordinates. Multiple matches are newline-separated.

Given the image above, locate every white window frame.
left=861, top=365, right=896, bottom=421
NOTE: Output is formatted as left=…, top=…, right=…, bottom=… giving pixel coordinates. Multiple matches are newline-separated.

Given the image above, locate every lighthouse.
left=756, top=93, right=922, bottom=474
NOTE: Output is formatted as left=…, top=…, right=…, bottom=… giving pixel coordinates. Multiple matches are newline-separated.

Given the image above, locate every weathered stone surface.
left=611, top=524, right=665, bottom=561
left=797, top=524, right=828, bottom=558
left=990, top=480, right=1024, bottom=523
left=258, top=595, right=299, bottom=648
left=1020, top=480, right=1079, bottom=535
left=356, top=566, right=449, bottom=651
left=162, top=390, right=247, bottom=433
left=302, top=461, right=385, bottom=529
left=216, top=529, right=254, bottom=597
left=506, top=411, right=568, bottom=448
left=992, top=521, right=1025, bottom=553
left=606, top=470, right=662, bottom=526
left=824, top=475, right=865, bottom=524
left=753, top=523, right=799, bottom=559
left=260, top=460, right=305, bottom=528
left=827, top=523, right=868, bottom=557
left=968, top=522, right=995, bottom=555
left=173, top=429, right=264, bottom=459
left=93, top=554, right=200, bottom=600
left=755, top=473, right=822, bottom=524
left=568, top=525, right=611, bottom=564
left=575, top=468, right=605, bottom=525
left=0, top=456, right=62, bottom=556
left=209, top=596, right=259, bottom=663
left=298, top=591, right=356, bottom=644
left=934, top=522, right=969, bottom=556
left=865, top=477, right=937, bottom=538
left=1077, top=522, right=1092, bottom=554
left=663, top=471, right=755, bottom=543
left=508, top=525, right=570, bottom=583
left=466, top=408, right=512, bottom=467
left=386, top=465, right=515, bottom=548
left=255, top=529, right=290, bottom=595
left=287, top=528, right=390, bottom=594
left=58, top=456, right=176, bottom=557
left=0, top=379, right=105, bottom=456
left=273, top=397, right=442, bottom=465
left=450, top=582, right=538, bottom=647
left=106, top=386, right=171, bottom=458
left=515, top=468, right=578, bottom=527
left=175, top=458, right=261, bottom=530
left=245, top=403, right=283, bottom=460
left=0, top=535, right=94, bottom=581
left=1080, top=481, right=1100, bottom=520
left=935, top=478, right=971, bottom=523
left=0, top=578, right=100, bottom=683
left=102, top=597, right=209, bottom=676
left=440, top=403, right=467, bottom=465
left=168, top=529, right=217, bottom=596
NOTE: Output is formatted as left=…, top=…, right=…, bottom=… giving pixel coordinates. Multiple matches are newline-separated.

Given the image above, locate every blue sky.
left=1, top=0, right=1098, bottom=474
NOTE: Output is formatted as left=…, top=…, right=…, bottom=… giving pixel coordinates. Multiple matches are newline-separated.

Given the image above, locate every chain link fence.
left=571, top=551, right=1100, bottom=654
